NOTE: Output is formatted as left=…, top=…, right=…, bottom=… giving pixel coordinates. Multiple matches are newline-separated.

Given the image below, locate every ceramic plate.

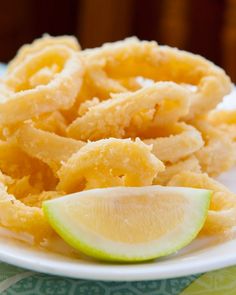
left=0, top=65, right=236, bottom=281
left=0, top=167, right=234, bottom=281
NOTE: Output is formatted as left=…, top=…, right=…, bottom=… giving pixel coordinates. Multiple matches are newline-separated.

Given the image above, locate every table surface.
left=0, top=262, right=235, bottom=295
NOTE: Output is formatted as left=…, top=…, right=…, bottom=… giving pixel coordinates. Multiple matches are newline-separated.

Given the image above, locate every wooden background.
left=0, top=0, right=235, bottom=81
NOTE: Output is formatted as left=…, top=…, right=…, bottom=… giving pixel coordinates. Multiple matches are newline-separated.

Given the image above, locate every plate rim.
left=0, top=239, right=236, bottom=281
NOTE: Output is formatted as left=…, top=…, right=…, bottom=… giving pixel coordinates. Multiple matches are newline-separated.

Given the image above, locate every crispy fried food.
left=0, top=80, right=12, bottom=102
left=168, top=172, right=236, bottom=235
left=0, top=170, right=14, bottom=186
left=33, top=111, right=68, bottom=136
left=14, top=123, right=85, bottom=172
left=208, top=109, right=236, bottom=141
left=208, top=108, right=236, bottom=143
left=143, top=123, right=203, bottom=163
left=0, top=172, right=39, bottom=199
left=7, top=176, right=40, bottom=199
left=0, top=35, right=234, bottom=248
left=57, top=138, right=164, bottom=193
left=0, top=182, right=53, bottom=243
left=83, top=37, right=231, bottom=119
left=154, top=156, right=201, bottom=185
left=22, top=191, right=62, bottom=208
left=62, top=66, right=127, bottom=123
left=0, top=45, right=84, bottom=125
left=209, top=109, right=236, bottom=125
left=117, top=77, right=143, bottom=91
left=84, top=65, right=127, bottom=99
left=0, top=140, right=57, bottom=190
left=193, top=119, right=236, bottom=176
left=7, top=35, right=80, bottom=73
left=216, top=124, right=236, bottom=144
left=78, top=97, right=100, bottom=116
left=67, top=82, right=190, bottom=140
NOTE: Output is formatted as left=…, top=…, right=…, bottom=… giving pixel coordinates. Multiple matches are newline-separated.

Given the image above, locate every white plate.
left=0, top=65, right=235, bottom=281
left=0, top=168, right=235, bottom=281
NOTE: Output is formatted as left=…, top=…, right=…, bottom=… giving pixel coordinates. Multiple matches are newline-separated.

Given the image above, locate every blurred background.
left=0, top=0, right=235, bottom=81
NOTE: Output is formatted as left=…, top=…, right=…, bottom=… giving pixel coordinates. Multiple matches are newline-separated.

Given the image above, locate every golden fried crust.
left=33, top=111, right=68, bottom=136
left=0, top=36, right=234, bottom=247
left=168, top=172, right=236, bottom=235
left=7, top=34, right=80, bottom=73
left=0, top=183, right=54, bottom=244
left=192, top=118, right=236, bottom=176
left=83, top=37, right=232, bottom=118
left=67, top=82, right=190, bottom=140
left=14, top=123, right=85, bottom=172
left=208, top=109, right=236, bottom=142
left=209, top=109, right=236, bottom=125
left=154, top=156, right=201, bottom=185
left=0, top=45, right=84, bottom=125
left=22, top=191, right=62, bottom=208
left=144, top=123, right=203, bottom=163
left=0, top=140, right=57, bottom=190
left=57, top=138, right=164, bottom=193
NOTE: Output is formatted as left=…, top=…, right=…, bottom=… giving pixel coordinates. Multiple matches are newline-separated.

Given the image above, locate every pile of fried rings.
left=0, top=35, right=235, bottom=246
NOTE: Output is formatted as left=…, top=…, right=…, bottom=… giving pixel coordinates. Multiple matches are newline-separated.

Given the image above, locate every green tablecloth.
left=0, top=262, right=236, bottom=294
left=1, top=63, right=236, bottom=294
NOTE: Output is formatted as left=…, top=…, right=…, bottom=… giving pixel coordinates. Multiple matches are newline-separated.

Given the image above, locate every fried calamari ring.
left=0, top=45, right=84, bottom=125
left=7, top=176, right=40, bottom=199
left=209, top=109, right=236, bottom=126
left=143, top=123, right=203, bottom=163
left=0, top=170, right=14, bottom=186
left=0, top=171, right=44, bottom=199
left=83, top=37, right=232, bottom=119
left=154, top=155, right=201, bottom=185
left=57, top=138, right=164, bottom=193
left=0, top=79, right=13, bottom=103
left=0, top=140, right=57, bottom=190
left=78, top=97, right=100, bottom=116
left=21, top=190, right=62, bottom=208
left=63, top=67, right=128, bottom=124
left=33, top=111, right=68, bottom=136
left=0, top=182, right=53, bottom=243
left=207, top=109, right=236, bottom=142
left=67, top=82, right=190, bottom=140
left=7, top=35, right=80, bottom=73
left=27, top=64, right=60, bottom=88
left=168, top=172, right=236, bottom=236
left=168, top=173, right=217, bottom=207
left=15, top=123, right=85, bottom=172
left=117, top=77, right=143, bottom=91
left=193, top=119, right=236, bottom=176
left=84, top=65, right=127, bottom=99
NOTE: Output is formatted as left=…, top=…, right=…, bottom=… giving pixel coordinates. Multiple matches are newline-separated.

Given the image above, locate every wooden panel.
left=0, top=0, right=32, bottom=61
left=222, top=0, right=236, bottom=82
left=77, top=0, right=135, bottom=48
left=30, top=0, right=77, bottom=37
left=132, top=0, right=163, bottom=41
left=0, top=0, right=235, bottom=81
left=0, top=0, right=77, bottom=62
left=158, top=0, right=190, bottom=49
left=187, top=0, right=225, bottom=65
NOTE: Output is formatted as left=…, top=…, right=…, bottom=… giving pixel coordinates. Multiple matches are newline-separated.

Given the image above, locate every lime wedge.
left=43, top=186, right=211, bottom=262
